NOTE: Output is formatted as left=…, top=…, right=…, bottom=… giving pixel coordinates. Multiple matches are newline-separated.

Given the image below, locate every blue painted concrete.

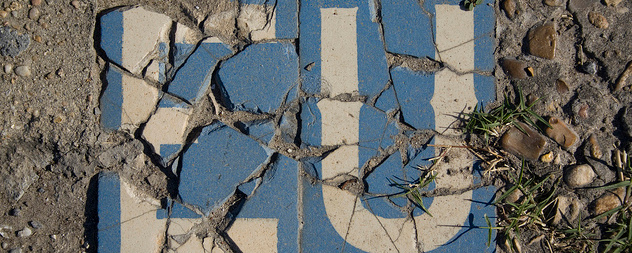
left=217, top=43, right=298, bottom=113
left=168, top=42, right=233, bottom=102
left=381, top=0, right=434, bottom=58
left=99, top=10, right=123, bottom=66
left=100, top=64, right=123, bottom=130
left=97, top=172, right=121, bottom=253
left=391, top=67, right=435, bottom=130
left=178, top=123, right=271, bottom=214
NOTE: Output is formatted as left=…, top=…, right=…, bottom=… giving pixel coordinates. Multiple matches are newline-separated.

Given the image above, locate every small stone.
left=8, top=248, right=22, bottom=253
left=545, top=117, right=579, bottom=149
left=589, top=134, right=602, bottom=158
left=564, top=164, right=596, bottom=187
left=588, top=12, right=608, bottom=29
left=4, top=63, right=13, bottom=74
left=501, top=122, right=547, bottom=160
left=28, top=8, right=40, bottom=20
left=581, top=61, right=597, bottom=75
left=577, top=104, right=589, bottom=118
left=615, top=61, right=632, bottom=91
left=11, top=11, right=18, bottom=18
left=1, top=242, right=6, bottom=249
left=501, top=58, right=528, bottom=79
left=31, top=0, right=42, bottom=6
left=33, top=35, right=41, bottom=43
left=56, top=68, right=65, bottom=77
left=544, top=0, right=565, bottom=6
left=71, top=0, right=80, bottom=9
left=505, top=186, right=523, bottom=203
left=541, top=151, right=554, bottom=163
left=555, top=79, right=569, bottom=94
left=29, top=221, right=43, bottom=229
left=53, top=116, right=64, bottom=123
left=502, top=0, right=518, bottom=19
left=592, top=188, right=626, bottom=216
left=9, top=208, right=20, bottom=216
left=528, top=23, right=557, bottom=59
left=0, top=10, right=7, bottom=18
left=16, top=227, right=32, bottom=237
left=50, top=234, right=57, bottom=240
left=604, top=0, right=622, bottom=6
left=14, top=65, right=31, bottom=77
left=0, top=26, right=31, bottom=57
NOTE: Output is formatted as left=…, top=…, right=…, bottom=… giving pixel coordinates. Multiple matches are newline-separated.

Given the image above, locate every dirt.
left=0, top=0, right=630, bottom=252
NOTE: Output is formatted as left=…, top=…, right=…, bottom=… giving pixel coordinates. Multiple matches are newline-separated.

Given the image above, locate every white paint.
left=122, top=7, right=171, bottom=74
left=319, top=6, right=476, bottom=252
left=120, top=75, right=159, bottom=129
left=142, top=108, right=190, bottom=154
left=119, top=181, right=166, bottom=253
left=320, top=8, right=359, bottom=96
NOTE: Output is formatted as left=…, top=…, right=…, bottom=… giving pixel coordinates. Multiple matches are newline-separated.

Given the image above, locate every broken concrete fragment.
left=237, top=4, right=275, bottom=41
left=527, top=23, right=557, bottom=59
left=501, top=58, right=528, bottom=79
left=592, top=187, right=625, bottom=216
left=501, top=122, right=546, bottom=160
left=545, top=117, right=578, bottom=149
left=564, top=164, right=595, bottom=188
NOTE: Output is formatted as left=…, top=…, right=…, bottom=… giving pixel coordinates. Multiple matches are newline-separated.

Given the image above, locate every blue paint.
left=374, top=86, right=399, bottom=112
left=299, top=98, right=321, bottom=147
left=97, top=172, right=121, bottom=253
left=474, top=2, right=495, bottom=72
left=100, top=64, right=123, bottom=130
left=358, top=106, right=397, bottom=161
left=156, top=200, right=201, bottom=219
left=157, top=94, right=190, bottom=109
left=276, top=0, right=299, bottom=39
left=391, top=67, right=435, bottom=130
left=99, top=10, right=123, bottom=66
left=178, top=123, right=270, bottom=214
left=381, top=0, right=434, bottom=58
left=217, top=43, right=298, bottom=113
left=300, top=175, right=364, bottom=253
left=246, top=120, right=276, bottom=144
left=159, top=144, right=182, bottom=164
left=236, top=155, right=299, bottom=252
left=168, top=42, right=232, bottom=102
left=474, top=74, right=496, bottom=107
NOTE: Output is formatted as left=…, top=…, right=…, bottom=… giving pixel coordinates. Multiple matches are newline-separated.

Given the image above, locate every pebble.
left=33, top=35, right=42, bottom=43
left=16, top=227, right=32, bottom=237
left=588, top=12, right=609, bottom=29
left=544, top=0, right=565, bottom=6
left=8, top=248, right=22, bottom=253
left=4, top=63, right=13, bottom=74
left=56, top=68, right=65, bottom=77
left=0, top=11, right=7, bottom=18
left=604, top=0, right=622, bottom=6
left=0, top=26, right=31, bottom=57
left=9, top=208, right=20, bottom=216
left=28, top=8, right=40, bottom=20
left=502, top=0, right=517, bottom=19
left=545, top=117, right=579, bottom=149
left=501, top=122, right=546, bottom=160
left=615, top=61, right=632, bottom=91
left=556, top=79, right=570, bottom=94
left=564, top=164, right=595, bottom=187
left=31, top=0, right=42, bottom=6
left=581, top=61, right=597, bottom=75
left=29, top=221, right=43, bottom=229
left=505, top=186, right=523, bottom=203
left=577, top=104, right=589, bottom=118
left=501, top=58, right=528, bottom=79
left=593, top=187, right=625, bottom=216
left=14, top=65, right=31, bottom=77
left=71, top=0, right=81, bottom=9
left=1, top=242, right=6, bottom=249
left=541, top=151, right=554, bottom=163
left=528, top=23, right=557, bottom=59
left=589, top=134, right=602, bottom=158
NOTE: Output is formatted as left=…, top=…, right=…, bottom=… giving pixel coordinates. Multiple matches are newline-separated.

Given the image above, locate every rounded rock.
left=0, top=10, right=7, bottom=18
left=31, top=0, right=42, bottom=6
left=16, top=227, right=32, bottom=237
left=593, top=188, right=625, bottom=216
left=28, top=8, right=40, bottom=20
left=29, top=221, right=43, bottom=229
left=588, top=12, right=609, bottom=29
left=501, top=58, right=528, bottom=79
left=71, top=0, right=81, bottom=9
left=544, top=0, right=565, bottom=6
left=8, top=248, right=22, bottom=253
left=527, top=23, right=557, bottom=59
left=564, top=164, right=595, bottom=187
left=15, top=65, right=31, bottom=77
left=4, top=64, right=13, bottom=74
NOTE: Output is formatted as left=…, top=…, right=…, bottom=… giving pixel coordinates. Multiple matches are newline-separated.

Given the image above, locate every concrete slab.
left=96, top=0, right=497, bottom=252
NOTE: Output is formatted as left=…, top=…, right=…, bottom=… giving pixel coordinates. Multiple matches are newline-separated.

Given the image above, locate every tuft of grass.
left=464, top=87, right=550, bottom=144
left=463, top=0, right=483, bottom=11
left=389, top=167, right=437, bottom=217
left=493, top=160, right=558, bottom=249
